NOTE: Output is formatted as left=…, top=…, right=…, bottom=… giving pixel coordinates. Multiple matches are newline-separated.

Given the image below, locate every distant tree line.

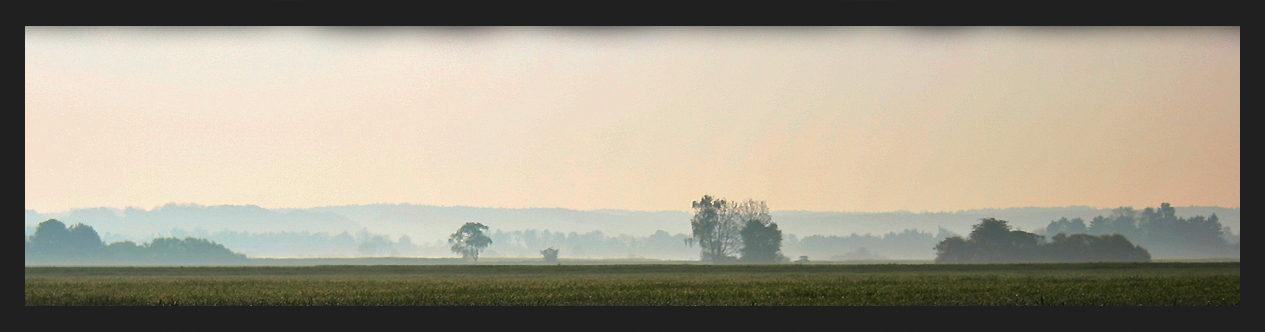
left=485, top=229, right=695, bottom=260
left=1035, top=203, right=1237, bottom=258
left=157, top=227, right=699, bottom=260
left=934, top=218, right=1151, bottom=263
left=790, top=228, right=957, bottom=261
left=25, top=219, right=245, bottom=264
left=688, top=196, right=787, bottom=264
left=177, top=228, right=406, bottom=258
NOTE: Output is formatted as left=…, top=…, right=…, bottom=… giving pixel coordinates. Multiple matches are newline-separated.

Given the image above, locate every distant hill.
left=25, top=203, right=362, bottom=242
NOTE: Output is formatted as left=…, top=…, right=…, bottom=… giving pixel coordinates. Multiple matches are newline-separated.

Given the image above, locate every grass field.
left=25, top=262, right=1239, bottom=306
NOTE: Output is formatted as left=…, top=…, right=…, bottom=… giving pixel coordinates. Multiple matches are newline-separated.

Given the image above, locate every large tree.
left=740, top=219, right=784, bottom=263
left=689, top=195, right=741, bottom=263
left=449, top=222, right=493, bottom=262
left=65, top=223, right=107, bottom=258
left=736, top=200, right=783, bottom=263
left=967, top=218, right=1044, bottom=263
left=932, top=236, right=972, bottom=264
left=27, top=219, right=72, bottom=258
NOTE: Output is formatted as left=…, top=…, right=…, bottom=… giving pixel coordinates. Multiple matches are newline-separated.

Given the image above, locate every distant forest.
left=25, top=219, right=245, bottom=264
left=23, top=202, right=1239, bottom=262
left=935, top=218, right=1152, bottom=263
left=932, top=203, right=1238, bottom=263
left=1031, top=203, right=1238, bottom=258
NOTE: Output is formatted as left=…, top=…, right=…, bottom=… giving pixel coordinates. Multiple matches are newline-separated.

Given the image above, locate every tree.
left=737, top=200, right=783, bottom=263
left=689, top=195, right=741, bottom=263
left=65, top=223, right=107, bottom=258
left=969, top=218, right=1012, bottom=244
left=27, top=219, right=72, bottom=258
left=106, top=240, right=146, bottom=260
left=933, top=236, right=971, bottom=264
left=449, top=222, right=493, bottom=262
left=967, top=218, right=1019, bottom=262
left=540, top=247, right=560, bottom=263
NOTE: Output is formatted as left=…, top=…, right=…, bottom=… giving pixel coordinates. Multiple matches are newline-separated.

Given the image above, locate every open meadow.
left=25, top=262, right=1239, bottom=306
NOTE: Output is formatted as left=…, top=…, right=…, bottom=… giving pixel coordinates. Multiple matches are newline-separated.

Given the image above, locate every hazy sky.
left=26, top=27, right=1239, bottom=213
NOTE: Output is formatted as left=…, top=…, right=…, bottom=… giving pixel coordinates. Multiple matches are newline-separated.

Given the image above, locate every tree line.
left=790, top=228, right=957, bottom=261
left=483, top=229, right=695, bottom=260
left=934, top=217, right=1151, bottom=263
left=25, top=219, right=245, bottom=264
left=152, top=226, right=700, bottom=260
left=1036, top=203, right=1237, bottom=258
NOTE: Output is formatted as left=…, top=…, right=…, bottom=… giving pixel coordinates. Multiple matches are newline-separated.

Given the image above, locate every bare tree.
left=690, top=196, right=773, bottom=263
left=690, top=195, right=741, bottom=263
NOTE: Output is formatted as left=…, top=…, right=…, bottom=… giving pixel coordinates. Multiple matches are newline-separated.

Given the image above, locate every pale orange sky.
left=25, top=27, right=1239, bottom=213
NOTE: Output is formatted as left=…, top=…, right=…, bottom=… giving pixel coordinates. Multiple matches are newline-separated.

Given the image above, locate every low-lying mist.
left=24, top=203, right=1240, bottom=262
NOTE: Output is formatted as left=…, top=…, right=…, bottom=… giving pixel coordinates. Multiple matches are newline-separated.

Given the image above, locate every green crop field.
left=24, top=262, right=1238, bottom=306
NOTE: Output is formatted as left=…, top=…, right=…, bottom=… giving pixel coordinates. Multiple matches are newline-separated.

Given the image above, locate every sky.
left=25, top=27, right=1240, bottom=214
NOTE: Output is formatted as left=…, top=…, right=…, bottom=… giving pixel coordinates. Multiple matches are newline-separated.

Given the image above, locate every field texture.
left=25, top=262, right=1239, bottom=306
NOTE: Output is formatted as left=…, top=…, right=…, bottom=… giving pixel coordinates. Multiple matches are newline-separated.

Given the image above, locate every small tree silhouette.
left=449, top=222, right=493, bottom=262
left=540, top=247, right=560, bottom=263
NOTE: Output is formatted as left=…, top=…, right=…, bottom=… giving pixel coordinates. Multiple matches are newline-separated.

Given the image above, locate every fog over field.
left=24, top=203, right=1239, bottom=260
